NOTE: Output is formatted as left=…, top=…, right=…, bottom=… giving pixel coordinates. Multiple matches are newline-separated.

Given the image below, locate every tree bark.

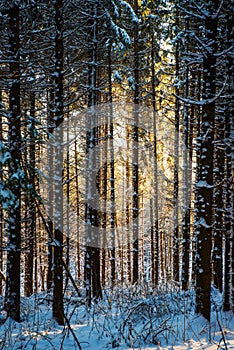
left=52, top=0, right=64, bottom=325
left=0, top=90, right=3, bottom=295
left=5, top=3, right=21, bottom=322
left=24, top=92, right=36, bottom=297
left=195, top=5, right=218, bottom=322
left=150, top=32, right=159, bottom=286
left=132, top=0, right=139, bottom=285
left=84, top=0, right=102, bottom=304
left=173, top=10, right=180, bottom=282
left=223, top=0, right=234, bottom=311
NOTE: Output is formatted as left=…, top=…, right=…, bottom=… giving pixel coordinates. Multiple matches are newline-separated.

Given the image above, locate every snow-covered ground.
left=0, top=287, right=234, bottom=349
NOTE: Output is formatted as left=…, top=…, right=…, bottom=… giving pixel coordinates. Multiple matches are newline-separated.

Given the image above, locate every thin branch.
left=176, top=3, right=204, bottom=20
left=190, top=33, right=211, bottom=56
left=191, top=0, right=209, bottom=18
left=215, top=44, right=234, bottom=58
left=63, top=313, right=83, bottom=350
left=214, top=304, right=228, bottom=350
left=174, top=75, right=228, bottom=106
left=62, top=258, right=81, bottom=297
left=212, top=0, right=224, bottom=19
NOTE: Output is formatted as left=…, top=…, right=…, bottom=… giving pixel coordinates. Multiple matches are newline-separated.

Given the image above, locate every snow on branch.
left=196, top=217, right=213, bottom=229
left=108, top=16, right=131, bottom=46
left=175, top=3, right=204, bottom=20
left=211, top=0, right=224, bottom=20
left=190, top=32, right=212, bottom=56
left=174, top=75, right=228, bottom=106
left=196, top=179, right=226, bottom=189
left=190, top=0, right=210, bottom=18
left=178, top=0, right=225, bottom=21
left=115, top=0, right=139, bottom=23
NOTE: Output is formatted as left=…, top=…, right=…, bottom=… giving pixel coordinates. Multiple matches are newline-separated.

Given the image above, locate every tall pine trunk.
left=84, top=0, right=102, bottom=304
left=173, top=9, right=180, bottom=282
left=5, top=3, right=21, bottom=322
left=47, top=78, right=55, bottom=292
left=0, top=90, right=4, bottom=295
left=181, top=18, right=190, bottom=291
left=52, top=0, right=64, bottom=325
left=223, top=0, right=234, bottom=311
left=108, top=44, right=116, bottom=286
left=195, top=4, right=218, bottom=321
left=132, top=0, right=139, bottom=285
left=24, top=92, right=36, bottom=297
left=151, top=33, right=159, bottom=286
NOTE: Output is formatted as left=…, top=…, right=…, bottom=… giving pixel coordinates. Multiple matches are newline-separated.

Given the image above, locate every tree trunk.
left=84, top=0, right=102, bottom=304
left=47, top=78, right=54, bottom=292
left=151, top=33, right=159, bottom=286
left=223, top=0, right=234, bottom=311
left=132, top=0, right=139, bottom=285
left=64, top=115, right=70, bottom=292
left=74, top=140, right=81, bottom=281
left=52, top=0, right=64, bottom=326
left=5, top=3, right=21, bottom=322
left=0, top=90, right=3, bottom=295
left=195, top=5, right=218, bottom=322
left=173, top=13, right=180, bottom=282
left=213, top=109, right=225, bottom=292
left=24, top=92, right=36, bottom=297
left=108, top=46, right=116, bottom=286
left=182, top=18, right=190, bottom=291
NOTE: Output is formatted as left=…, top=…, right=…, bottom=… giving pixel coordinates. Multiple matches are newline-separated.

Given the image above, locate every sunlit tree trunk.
left=151, top=33, right=159, bottom=286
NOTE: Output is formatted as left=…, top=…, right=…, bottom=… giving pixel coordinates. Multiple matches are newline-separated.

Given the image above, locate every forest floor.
left=0, top=286, right=234, bottom=349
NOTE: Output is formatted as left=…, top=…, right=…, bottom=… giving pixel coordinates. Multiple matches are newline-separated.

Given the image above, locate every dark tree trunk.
left=74, top=140, right=81, bottom=280
left=52, top=0, right=64, bottom=326
left=173, top=11, right=180, bottom=282
left=213, top=111, right=225, bottom=292
left=223, top=0, right=234, bottom=311
left=24, top=92, right=36, bottom=297
left=5, top=3, right=21, bottom=322
left=195, top=5, right=218, bottom=322
left=108, top=46, right=116, bottom=286
left=223, top=108, right=232, bottom=311
left=91, top=247, right=102, bottom=300
left=64, top=116, right=70, bottom=292
left=47, top=78, right=54, bottom=292
left=132, top=0, right=139, bottom=285
left=84, top=0, right=102, bottom=304
left=0, top=90, right=3, bottom=295
left=193, top=71, right=202, bottom=285
left=181, top=18, right=191, bottom=291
